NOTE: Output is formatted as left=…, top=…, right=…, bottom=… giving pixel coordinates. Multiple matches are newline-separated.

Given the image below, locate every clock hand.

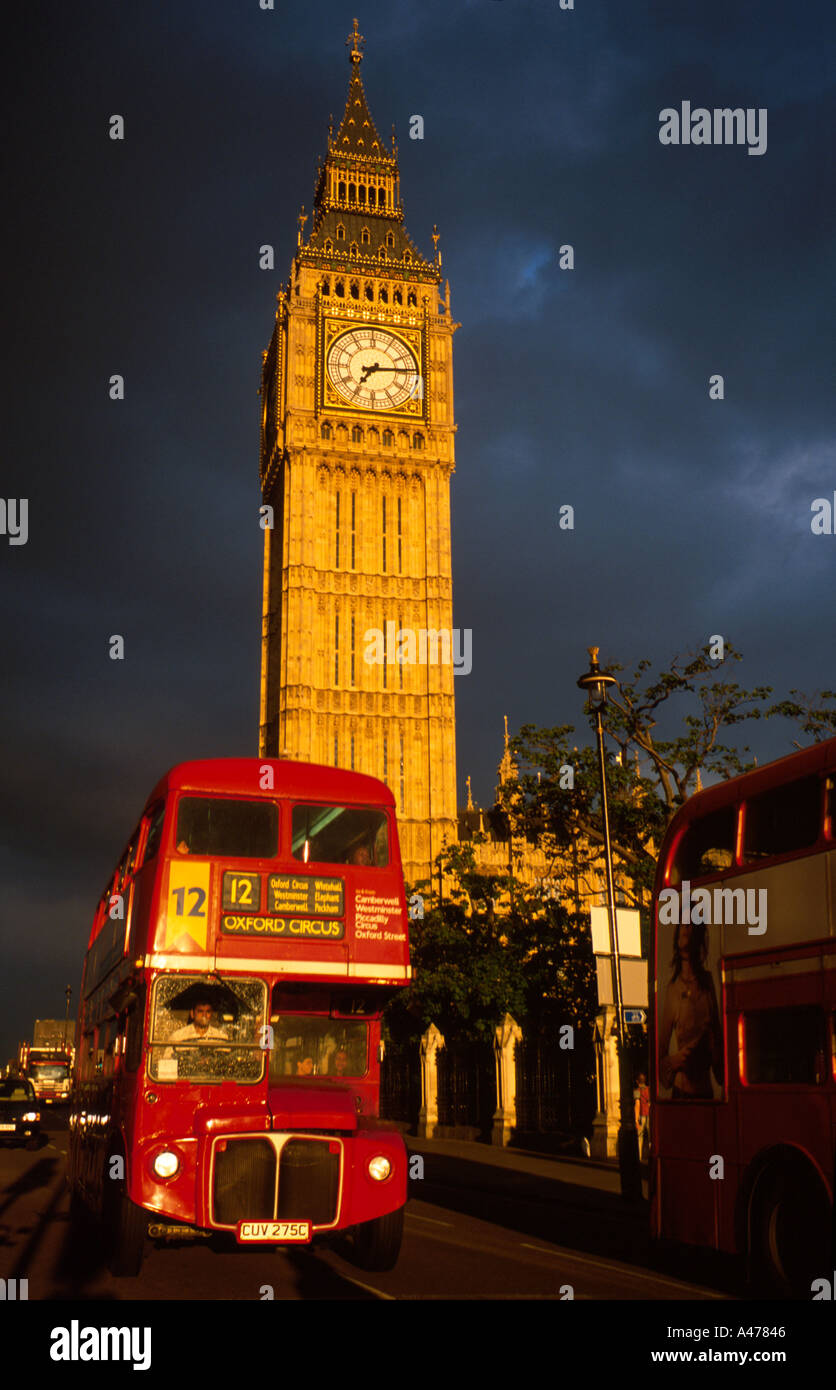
left=367, top=361, right=411, bottom=378
left=362, top=362, right=394, bottom=381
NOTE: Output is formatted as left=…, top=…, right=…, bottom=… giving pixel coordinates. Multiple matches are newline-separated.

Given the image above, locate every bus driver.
left=170, top=999, right=228, bottom=1044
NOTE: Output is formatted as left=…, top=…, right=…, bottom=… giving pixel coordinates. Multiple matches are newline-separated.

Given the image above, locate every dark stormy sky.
left=1, top=0, right=834, bottom=1061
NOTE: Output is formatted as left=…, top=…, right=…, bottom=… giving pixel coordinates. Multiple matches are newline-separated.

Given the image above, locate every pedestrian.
left=634, top=1070, right=650, bottom=1159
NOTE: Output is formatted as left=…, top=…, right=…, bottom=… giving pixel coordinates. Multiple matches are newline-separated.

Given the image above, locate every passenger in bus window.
left=348, top=843, right=373, bottom=865
left=296, top=1056, right=315, bottom=1076
left=170, top=1000, right=228, bottom=1043
left=332, top=1048, right=349, bottom=1076
left=658, top=921, right=723, bottom=1099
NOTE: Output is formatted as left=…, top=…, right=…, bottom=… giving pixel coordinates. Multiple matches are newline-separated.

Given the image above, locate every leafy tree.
left=510, top=642, right=774, bottom=907
left=767, top=689, right=836, bottom=743
left=394, top=841, right=597, bottom=1042
left=392, top=842, right=526, bottom=1043
left=391, top=643, right=836, bottom=1044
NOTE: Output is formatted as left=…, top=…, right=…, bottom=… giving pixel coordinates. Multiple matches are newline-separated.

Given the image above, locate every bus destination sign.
left=221, top=914, right=345, bottom=939
left=268, top=875, right=344, bottom=918
left=221, top=872, right=345, bottom=918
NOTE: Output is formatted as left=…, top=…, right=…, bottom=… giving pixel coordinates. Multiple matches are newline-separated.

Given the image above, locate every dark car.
left=0, top=1077, right=42, bottom=1148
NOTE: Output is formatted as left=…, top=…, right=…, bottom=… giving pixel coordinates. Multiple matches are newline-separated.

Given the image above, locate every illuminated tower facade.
left=258, top=22, right=458, bottom=884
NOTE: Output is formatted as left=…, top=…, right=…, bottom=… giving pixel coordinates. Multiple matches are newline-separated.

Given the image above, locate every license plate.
left=0, top=1123, right=16, bottom=1132
left=236, top=1220, right=311, bottom=1244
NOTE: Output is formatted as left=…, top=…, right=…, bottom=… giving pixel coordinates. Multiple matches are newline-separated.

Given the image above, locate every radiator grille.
left=277, top=1139, right=340, bottom=1226
left=212, top=1138, right=276, bottom=1226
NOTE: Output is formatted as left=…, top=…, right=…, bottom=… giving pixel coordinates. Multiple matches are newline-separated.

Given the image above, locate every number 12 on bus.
left=651, top=737, right=836, bottom=1297
left=68, top=759, right=412, bottom=1276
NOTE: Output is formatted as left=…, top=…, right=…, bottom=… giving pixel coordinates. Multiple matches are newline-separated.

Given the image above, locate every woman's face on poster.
left=676, top=920, right=691, bottom=955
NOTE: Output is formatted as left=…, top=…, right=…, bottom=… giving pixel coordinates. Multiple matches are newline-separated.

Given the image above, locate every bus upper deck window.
left=669, top=806, right=736, bottom=884
left=292, top=805, right=389, bottom=866
left=143, top=804, right=166, bottom=863
left=175, top=797, right=278, bottom=859
left=743, top=775, right=821, bottom=862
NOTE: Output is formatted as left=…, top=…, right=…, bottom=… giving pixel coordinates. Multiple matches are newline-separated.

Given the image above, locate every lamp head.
left=577, top=646, right=617, bottom=710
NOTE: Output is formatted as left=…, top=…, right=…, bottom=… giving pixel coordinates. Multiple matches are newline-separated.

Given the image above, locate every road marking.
left=341, top=1274, right=396, bottom=1300
left=405, top=1213, right=453, bottom=1227
left=518, top=1242, right=726, bottom=1298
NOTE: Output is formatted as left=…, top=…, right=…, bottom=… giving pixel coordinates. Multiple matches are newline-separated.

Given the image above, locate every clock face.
left=326, top=328, right=419, bottom=411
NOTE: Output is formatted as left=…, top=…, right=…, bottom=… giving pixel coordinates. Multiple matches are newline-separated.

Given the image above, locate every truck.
left=19, top=1020, right=74, bottom=1104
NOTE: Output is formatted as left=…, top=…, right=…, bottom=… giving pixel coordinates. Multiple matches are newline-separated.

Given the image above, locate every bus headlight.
left=22, top=1112, right=39, bottom=1122
left=152, top=1150, right=180, bottom=1179
left=367, top=1155, right=392, bottom=1182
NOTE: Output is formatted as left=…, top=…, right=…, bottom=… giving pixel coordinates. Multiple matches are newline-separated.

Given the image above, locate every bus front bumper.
left=137, top=1128, right=407, bottom=1240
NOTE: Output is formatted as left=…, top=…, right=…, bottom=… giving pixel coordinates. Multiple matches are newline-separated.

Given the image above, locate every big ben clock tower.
left=258, top=21, right=459, bottom=885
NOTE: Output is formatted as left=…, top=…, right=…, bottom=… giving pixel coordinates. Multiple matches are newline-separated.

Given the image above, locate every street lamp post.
left=63, top=985, right=72, bottom=1050
left=577, top=646, right=642, bottom=1201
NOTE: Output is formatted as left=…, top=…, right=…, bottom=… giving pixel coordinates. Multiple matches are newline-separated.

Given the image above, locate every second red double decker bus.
left=650, top=736, right=836, bottom=1297
left=68, top=758, right=411, bottom=1276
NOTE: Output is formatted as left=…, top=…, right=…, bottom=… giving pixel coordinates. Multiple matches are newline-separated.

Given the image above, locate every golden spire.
left=466, top=776, right=474, bottom=811
left=695, top=767, right=703, bottom=792
left=346, top=17, right=364, bottom=65
left=497, top=715, right=518, bottom=786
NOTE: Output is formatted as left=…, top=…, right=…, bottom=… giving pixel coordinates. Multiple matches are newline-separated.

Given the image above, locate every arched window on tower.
left=368, top=187, right=377, bottom=207
left=379, top=285, right=388, bottom=303
left=413, top=433, right=425, bottom=451
left=321, top=278, right=330, bottom=295
left=349, top=243, right=358, bottom=258
left=386, top=231, right=395, bottom=249
left=335, top=279, right=345, bottom=297
left=324, top=239, right=333, bottom=253
left=398, top=430, right=409, bottom=449
left=407, top=290, right=417, bottom=307
left=393, top=288, right=402, bottom=305
left=358, top=184, right=366, bottom=204
left=403, top=250, right=412, bottom=264
left=382, top=429, right=393, bottom=447
left=349, top=183, right=356, bottom=203
left=338, top=181, right=346, bottom=201
left=336, top=223, right=345, bottom=241
left=364, top=282, right=374, bottom=301
left=351, top=425, right=363, bottom=444
left=349, top=279, right=359, bottom=299
left=361, top=227, right=370, bottom=245
left=321, top=421, right=332, bottom=440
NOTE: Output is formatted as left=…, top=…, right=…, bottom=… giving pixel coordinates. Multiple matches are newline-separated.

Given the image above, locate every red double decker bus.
left=68, top=759, right=411, bottom=1276
left=650, top=737, right=836, bottom=1296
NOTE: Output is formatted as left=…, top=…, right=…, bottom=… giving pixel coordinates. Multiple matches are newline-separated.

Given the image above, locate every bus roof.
left=142, top=759, right=397, bottom=812
left=662, top=735, right=836, bottom=844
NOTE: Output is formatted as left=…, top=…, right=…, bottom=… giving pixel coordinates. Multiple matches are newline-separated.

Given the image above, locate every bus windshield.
left=30, top=1063, right=70, bottom=1081
left=292, top=804, right=389, bottom=866
left=268, top=1015, right=369, bottom=1079
left=176, top=797, right=278, bottom=858
left=148, top=975, right=267, bottom=1083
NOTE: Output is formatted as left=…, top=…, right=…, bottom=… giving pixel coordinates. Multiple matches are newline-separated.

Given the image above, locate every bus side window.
left=745, top=1005, right=826, bottom=1085
left=743, top=776, right=821, bottom=861
left=670, top=806, right=737, bottom=884
left=125, top=985, right=146, bottom=1073
left=142, top=803, right=166, bottom=864
left=121, top=827, right=141, bottom=885
left=101, top=1019, right=118, bottom=1078
left=80, top=1030, right=96, bottom=1082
